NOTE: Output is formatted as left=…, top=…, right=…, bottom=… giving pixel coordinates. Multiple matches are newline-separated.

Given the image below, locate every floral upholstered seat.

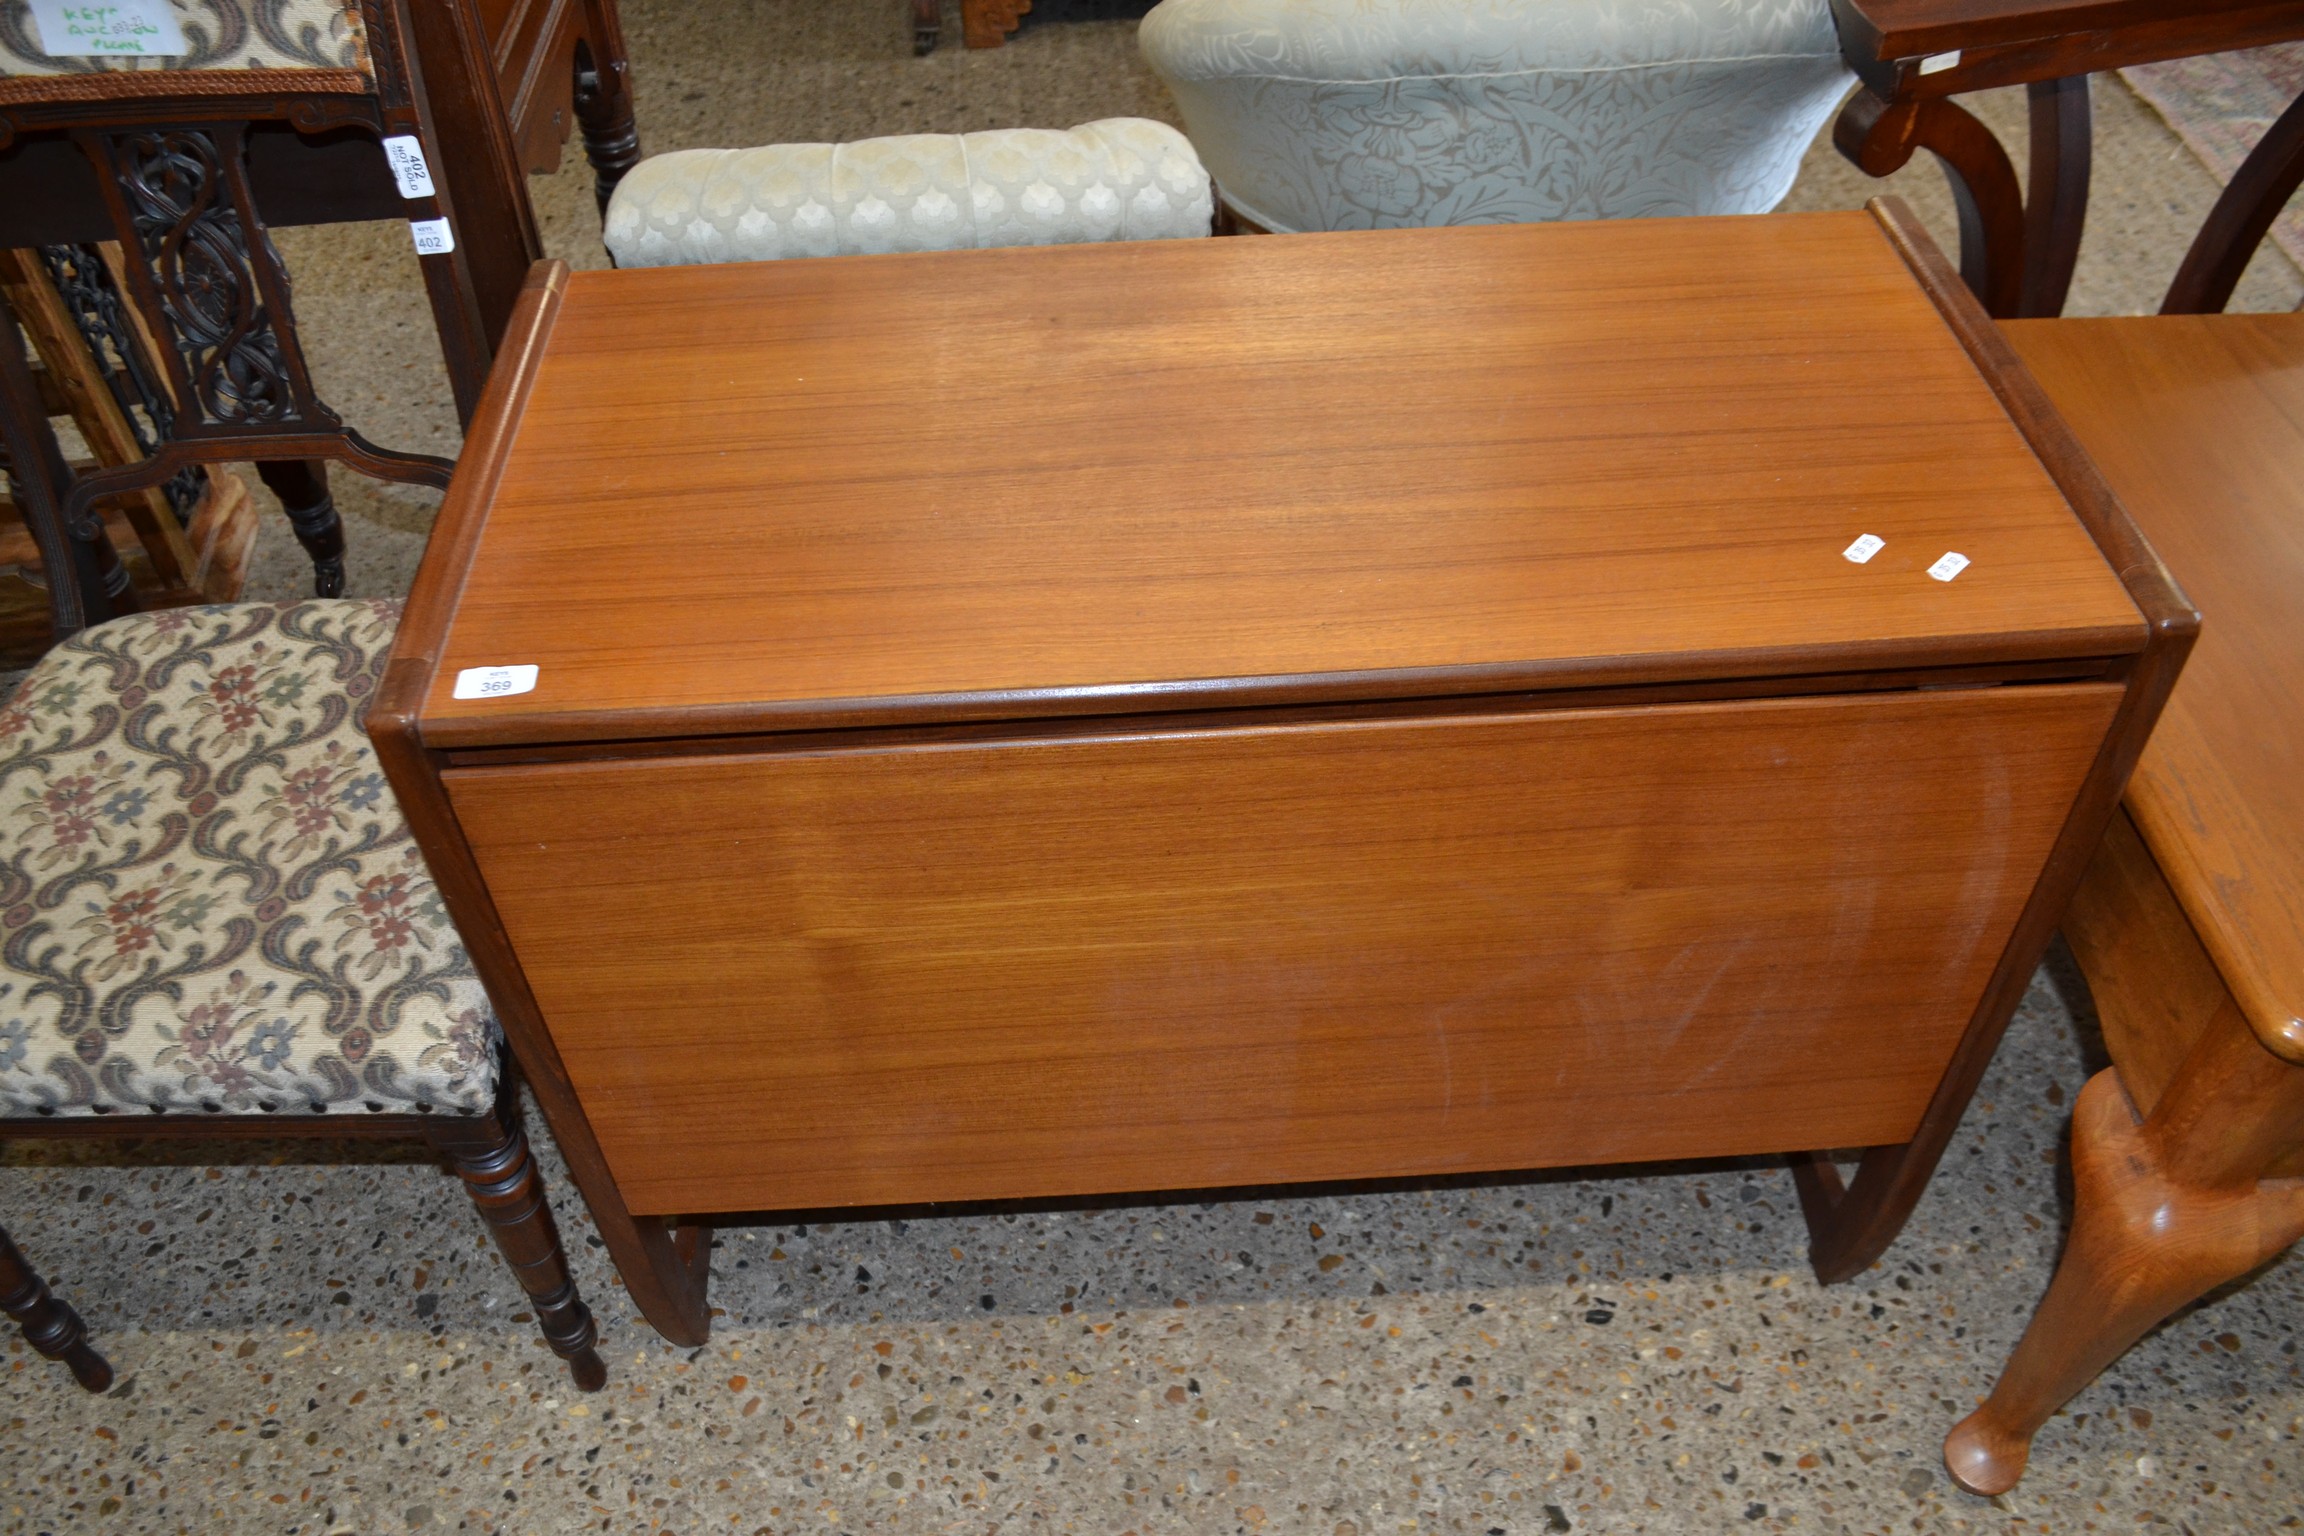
left=0, top=602, right=496, bottom=1117
left=0, top=0, right=370, bottom=79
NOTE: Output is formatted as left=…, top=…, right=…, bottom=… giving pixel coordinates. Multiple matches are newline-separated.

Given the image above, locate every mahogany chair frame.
left=1, top=1069, right=608, bottom=1394
left=0, top=0, right=640, bottom=641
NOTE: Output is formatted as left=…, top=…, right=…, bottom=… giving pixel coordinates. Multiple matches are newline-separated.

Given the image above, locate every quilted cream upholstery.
left=1137, top=0, right=1852, bottom=232
left=0, top=0, right=369, bottom=77
left=0, top=603, right=498, bottom=1118
left=603, top=118, right=1214, bottom=267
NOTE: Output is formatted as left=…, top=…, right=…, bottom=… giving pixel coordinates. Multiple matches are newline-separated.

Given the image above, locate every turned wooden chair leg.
left=254, top=460, right=346, bottom=598
left=1946, top=1019, right=2304, bottom=1495
left=428, top=1096, right=609, bottom=1392
left=0, top=1221, right=114, bottom=1393
left=573, top=20, right=643, bottom=219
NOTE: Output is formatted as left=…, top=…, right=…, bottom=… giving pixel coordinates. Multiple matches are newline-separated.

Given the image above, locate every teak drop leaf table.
left=370, top=204, right=2190, bottom=1346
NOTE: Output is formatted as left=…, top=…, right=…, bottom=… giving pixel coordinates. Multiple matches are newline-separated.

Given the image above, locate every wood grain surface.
left=2060, top=808, right=2304, bottom=1181
left=1830, top=0, right=2304, bottom=62
left=447, top=683, right=2119, bottom=1216
left=2004, top=315, right=2304, bottom=1063
left=2063, top=809, right=2236, bottom=1119
left=418, top=213, right=2139, bottom=746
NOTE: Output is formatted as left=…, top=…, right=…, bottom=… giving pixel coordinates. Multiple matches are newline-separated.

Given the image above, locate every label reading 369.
left=453, top=664, right=539, bottom=700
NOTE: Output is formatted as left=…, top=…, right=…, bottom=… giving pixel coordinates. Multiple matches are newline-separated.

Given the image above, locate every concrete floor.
left=5, top=4, right=2302, bottom=1532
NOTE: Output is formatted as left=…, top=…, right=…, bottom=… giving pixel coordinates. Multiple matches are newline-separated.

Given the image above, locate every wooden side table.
left=369, top=206, right=2186, bottom=1348
left=1828, top=0, right=2304, bottom=316
left=1944, top=312, right=2304, bottom=1493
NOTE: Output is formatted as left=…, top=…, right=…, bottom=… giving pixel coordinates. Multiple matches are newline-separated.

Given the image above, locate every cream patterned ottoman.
left=603, top=118, right=1213, bottom=266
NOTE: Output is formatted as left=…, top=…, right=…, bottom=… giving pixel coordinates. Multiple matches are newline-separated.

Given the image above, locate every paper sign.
left=382, top=136, right=436, bottom=199
left=1918, top=50, right=1961, bottom=75
left=453, top=665, right=538, bottom=701
left=1928, top=551, right=1971, bottom=582
left=1843, top=534, right=1885, bottom=564
left=29, top=1, right=187, bottom=57
left=409, top=217, right=455, bottom=256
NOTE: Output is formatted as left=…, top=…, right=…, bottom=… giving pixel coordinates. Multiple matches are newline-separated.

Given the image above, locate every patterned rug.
left=2122, top=44, right=2304, bottom=272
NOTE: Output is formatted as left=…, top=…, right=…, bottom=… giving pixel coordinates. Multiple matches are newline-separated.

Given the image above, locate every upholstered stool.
left=0, top=602, right=607, bottom=1391
left=603, top=118, right=1213, bottom=266
left=1137, top=0, right=1853, bottom=232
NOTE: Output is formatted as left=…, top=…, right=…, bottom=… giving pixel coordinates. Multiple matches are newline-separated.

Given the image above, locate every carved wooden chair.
left=1940, top=96, right=2304, bottom=1493
left=0, top=0, right=639, bottom=638
left=0, top=600, right=607, bottom=1392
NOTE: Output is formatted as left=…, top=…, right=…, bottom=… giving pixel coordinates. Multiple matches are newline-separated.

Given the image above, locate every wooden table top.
left=2005, top=315, right=2304, bottom=1061
left=415, top=209, right=2140, bottom=746
left=1829, top=0, right=2304, bottom=62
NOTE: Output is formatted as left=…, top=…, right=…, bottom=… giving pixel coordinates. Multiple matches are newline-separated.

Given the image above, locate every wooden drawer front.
left=447, top=685, right=2118, bottom=1216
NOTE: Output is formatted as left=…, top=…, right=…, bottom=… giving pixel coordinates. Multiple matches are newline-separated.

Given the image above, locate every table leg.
left=2020, top=77, right=2091, bottom=318
left=2162, top=84, right=2304, bottom=314
left=1835, top=86, right=2027, bottom=317
left=1944, top=1006, right=2304, bottom=1495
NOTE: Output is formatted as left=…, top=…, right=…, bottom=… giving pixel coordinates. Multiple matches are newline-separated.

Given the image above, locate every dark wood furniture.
left=1828, top=0, right=2304, bottom=317
left=369, top=204, right=2188, bottom=1348
left=0, top=246, right=257, bottom=664
left=1942, top=311, right=2304, bottom=1493
left=0, top=0, right=639, bottom=641
left=0, top=1217, right=109, bottom=1392
left=3, top=1075, right=607, bottom=1393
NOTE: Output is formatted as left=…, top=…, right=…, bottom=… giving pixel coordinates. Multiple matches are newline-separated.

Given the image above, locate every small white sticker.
left=453, top=664, right=538, bottom=701
left=409, top=217, right=455, bottom=257
left=1843, top=534, right=1886, bottom=564
left=28, top=0, right=185, bottom=57
left=1928, top=551, right=1971, bottom=582
left=1918, top=50, right=1962, bottom=75
left=382, top=135, right=436, bottom=199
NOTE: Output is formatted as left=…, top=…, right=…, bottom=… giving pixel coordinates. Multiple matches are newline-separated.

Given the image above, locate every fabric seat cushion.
left=604, top=118, right=1213, bottom=267
left=0, top=1, right=369, bottom=78
left=0, top=602, right=496, bottom=1118
left=1138, top=0, right=1851, bottom=232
